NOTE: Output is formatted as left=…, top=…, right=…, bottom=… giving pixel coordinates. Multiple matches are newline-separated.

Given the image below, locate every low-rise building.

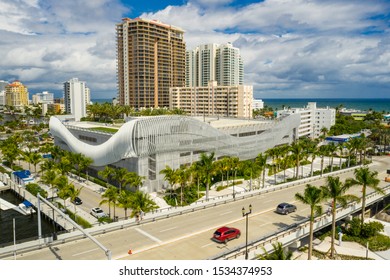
left=50, top=113, right=300, bottom=192
left=277, top=102, right=335, bottom=139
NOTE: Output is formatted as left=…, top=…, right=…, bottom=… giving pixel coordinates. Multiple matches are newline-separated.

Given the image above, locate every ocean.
left=261, top=98, right=390, bottom=113
left=92, top=98, right=390, bottom=113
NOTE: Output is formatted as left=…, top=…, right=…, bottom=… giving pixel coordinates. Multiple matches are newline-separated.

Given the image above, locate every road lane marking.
left=201, top=242, right=214, bottom=248
left=135, top=228, right=162, bottom=244
left=72, top=248, right=99, bottom=257
left=220, top=211, right=232, bottom=216
left=159, top=226, right=177, bottom=233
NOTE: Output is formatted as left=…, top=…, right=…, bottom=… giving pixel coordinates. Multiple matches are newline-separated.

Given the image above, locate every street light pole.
left=233, top=168, right=237, bottom=199
left=242, top=204, right=252, bottom=260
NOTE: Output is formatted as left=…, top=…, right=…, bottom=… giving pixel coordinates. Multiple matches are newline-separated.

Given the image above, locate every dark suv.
left=72, top=197, right=82, bottom=205
left=276, top=203, right=297, bottom=215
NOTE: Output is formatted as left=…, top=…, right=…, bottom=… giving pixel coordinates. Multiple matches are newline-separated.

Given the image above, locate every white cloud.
left=141, top=0, right=390, bottom=98
left=0, top=0, right=389, bottom=99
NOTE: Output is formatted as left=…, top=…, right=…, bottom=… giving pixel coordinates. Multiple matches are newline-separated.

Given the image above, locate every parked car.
left=71, top=197, right=82, bottom=205
left=90, top=207, right=107, bottom=218
left=276, top=203, right=297, bottom=215
left=212, top=226, right=241, bottom=244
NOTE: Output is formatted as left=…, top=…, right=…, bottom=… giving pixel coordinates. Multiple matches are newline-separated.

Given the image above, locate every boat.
left=18, top=200, right=36, bottom=215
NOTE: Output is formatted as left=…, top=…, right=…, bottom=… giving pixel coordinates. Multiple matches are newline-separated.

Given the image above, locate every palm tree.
left=160, top=165, right=177, bottom=198
left=30, top=152, right=42, bottom=174
left=306, top=140, right=318, bottom=177
left=176, top=165, right=190, bottom=206
left=295, top=184, right=325, bottom=260
left=40, top=169, right=59, bottom=200
left=318, top=145, right=328, bottom=176
left=349, top=167, right=382, bottom=227
left=78, top=155, right=93, bottom=182
left=278, top=154, right=290, bottom=183
left=67, top=184, right=82, bottom=223
left=327, top=142, right=338, bottom=172
left=100, top=185, right=118, bottom=219
left=337, top=143, right=344, bottom=169
left=40, top=158, right=56, bottom=176
left=129, top=191, right=158, bottom=219
left=321, top=176, right=360, bottom=259
left=320, top=126, right=329, bottom=139
left=54, top=175, right=72, bottom=211
left=117, top=190, right=134, bottom=219
left=125, top=172, right=145, bottom=191
left=98, top=166, right=115, bottom=188
left=56, top=155, right=72, bottom=175
left=198, top=152, right=215, bottom=201
left=113, top=168, right=130, bottom=192
left=290, top=140, right=303, bottom=178
left=256, top=153, right=267, bottom=188
left=258, top=242, right=293, bottom=260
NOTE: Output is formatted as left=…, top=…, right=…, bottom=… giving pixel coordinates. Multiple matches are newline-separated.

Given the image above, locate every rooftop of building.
left=62, top=115, right=274, bottom=133
left=119, top=17, right=184, bottom=32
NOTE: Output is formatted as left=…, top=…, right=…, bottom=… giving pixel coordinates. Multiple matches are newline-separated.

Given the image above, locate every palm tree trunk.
left=262, top=169, right=266, bottom=188
left=361, top=186, right=366, bottom=227
left=330, top=203, right=336, bottom=259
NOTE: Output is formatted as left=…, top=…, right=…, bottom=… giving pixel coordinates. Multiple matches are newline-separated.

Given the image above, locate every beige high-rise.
left=5, top=80, right=29, bottom=108
left=116, top=18, right=186, bottom=109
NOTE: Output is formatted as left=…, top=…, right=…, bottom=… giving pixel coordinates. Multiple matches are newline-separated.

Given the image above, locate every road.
left=5, top=156, right=390, bottom=260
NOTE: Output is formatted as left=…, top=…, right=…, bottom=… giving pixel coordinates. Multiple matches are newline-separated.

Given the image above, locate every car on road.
left=90, top=207, right=107, bottom=218
left=71, top=197, right=82, bottom=205
left=212, top=226, right=241, bottom=244
left=276, top=203, right=297, bottom=215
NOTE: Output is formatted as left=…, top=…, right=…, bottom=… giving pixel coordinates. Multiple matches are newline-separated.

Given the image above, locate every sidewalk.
left=293, top=218, right=390, bottom=260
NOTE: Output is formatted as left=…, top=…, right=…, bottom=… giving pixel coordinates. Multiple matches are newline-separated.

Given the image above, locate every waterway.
left=0, top=190, right=58, bottom=247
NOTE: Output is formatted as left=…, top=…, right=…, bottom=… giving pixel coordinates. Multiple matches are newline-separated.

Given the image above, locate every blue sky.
left=0, top=0, right=389, bottom=99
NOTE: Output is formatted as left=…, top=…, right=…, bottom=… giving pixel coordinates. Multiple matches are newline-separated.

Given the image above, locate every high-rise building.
left=5, top=80, right=29, bottom=108
left=32, top=91, right=54, bottom=105
left=63, top=78, right=90, bottom=121
left=170, top=81, right=253, bottom=119
left=116, top=18, right=186, bottom=109
left=186, top=43, right=243, bottom=87
left=0, top=80, right=8, bottom=92
left=0, top=80, right=8, bottom=107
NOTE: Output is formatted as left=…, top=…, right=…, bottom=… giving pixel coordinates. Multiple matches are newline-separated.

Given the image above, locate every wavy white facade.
left=50, top=114, right=300, bottom=191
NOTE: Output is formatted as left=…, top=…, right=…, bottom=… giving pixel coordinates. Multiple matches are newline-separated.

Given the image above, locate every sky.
left=0, top=0, right=389, bottom=100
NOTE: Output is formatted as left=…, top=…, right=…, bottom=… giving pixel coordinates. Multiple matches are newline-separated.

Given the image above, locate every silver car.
left=276, top=203, right=297, bottom=215
left=90, top=207, right=107, bottom=218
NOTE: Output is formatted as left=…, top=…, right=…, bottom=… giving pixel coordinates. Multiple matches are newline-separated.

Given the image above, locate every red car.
left=212, top=226, right=241, bottom=244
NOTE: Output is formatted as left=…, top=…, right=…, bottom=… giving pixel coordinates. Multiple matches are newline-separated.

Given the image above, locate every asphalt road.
left=6, top=155, right=390, bottom=260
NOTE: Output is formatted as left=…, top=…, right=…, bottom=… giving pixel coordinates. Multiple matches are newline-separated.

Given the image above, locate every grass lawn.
left=89, top=127, right=118, bottom=133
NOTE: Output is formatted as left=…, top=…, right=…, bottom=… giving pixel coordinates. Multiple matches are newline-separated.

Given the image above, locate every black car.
left=276, top=203, right=297, bottom=215
left=72, top=197, right=82, bottom=205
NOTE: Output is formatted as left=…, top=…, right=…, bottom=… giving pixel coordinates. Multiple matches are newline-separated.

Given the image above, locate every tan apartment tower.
left=116, top=18, right=186, bottom=109
left=5, top=80, right=29, bottom=108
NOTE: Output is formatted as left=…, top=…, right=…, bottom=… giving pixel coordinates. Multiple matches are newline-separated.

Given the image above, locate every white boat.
left=18, top=200, right=36, bottom=215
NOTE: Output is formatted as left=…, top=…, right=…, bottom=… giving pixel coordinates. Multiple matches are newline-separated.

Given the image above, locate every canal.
left=0, top=190, right=61, bottom=247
